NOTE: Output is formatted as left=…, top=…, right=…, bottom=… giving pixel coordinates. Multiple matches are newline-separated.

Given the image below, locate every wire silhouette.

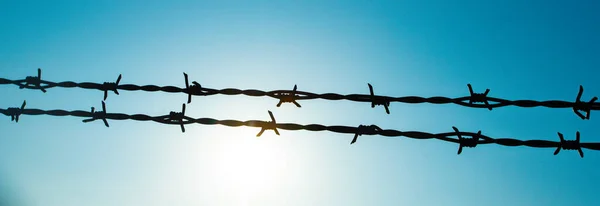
left=555, top=131, right=584, bottom=158
left=82, top=101, right=109, bottom=127
left=18, top=68, right=46, bottom=93
left=165, top=104, right=186, bottom=133
left=101, top=74, right=122, bottom=100
left=276, top=85, right=301, bottom=107
left=183, top=73, right=206, bottom=104
left=368, top=84, right=390, bottom=114
left=352, top=125, right=382, bottom=144
left=573, top=85, right=597, bottom=120
left=467, top=84, right=491, bottom=110
left=256, top=111, right=280, bottom=137
left=1, top=103, right=598, bottom=157
left=2, top=71, right=599, bottom=118
left=453, top=126, right=481, bottom=155
left=5, top=100, right=26, bottom=122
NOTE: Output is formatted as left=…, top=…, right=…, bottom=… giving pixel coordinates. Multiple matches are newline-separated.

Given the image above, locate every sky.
left=0, top=0, right=599, bottom=205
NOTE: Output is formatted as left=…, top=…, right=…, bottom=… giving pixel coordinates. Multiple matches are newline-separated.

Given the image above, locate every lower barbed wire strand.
left=2, top=106, right=599, bottom=152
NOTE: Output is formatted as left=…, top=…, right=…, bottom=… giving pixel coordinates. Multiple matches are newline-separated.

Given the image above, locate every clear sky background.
left=0, top=0, right=599, bottom=205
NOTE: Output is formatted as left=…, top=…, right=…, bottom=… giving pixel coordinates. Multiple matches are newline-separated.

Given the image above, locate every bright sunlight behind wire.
left=1, top=1, right=599, bottom=206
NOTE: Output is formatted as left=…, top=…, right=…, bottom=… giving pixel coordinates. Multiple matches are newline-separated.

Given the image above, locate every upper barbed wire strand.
left=1, top=73, right=599, bottom=116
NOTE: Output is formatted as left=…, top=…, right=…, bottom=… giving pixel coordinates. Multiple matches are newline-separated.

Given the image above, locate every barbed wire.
left=1, top=101, right=597, bottom=157
left=1, top=69, right=598, bottom=118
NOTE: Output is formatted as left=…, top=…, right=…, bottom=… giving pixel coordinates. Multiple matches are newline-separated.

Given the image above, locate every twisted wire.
left=1, top=105, right=598, bottom=157
left=1, top=73, right=599, bottom=115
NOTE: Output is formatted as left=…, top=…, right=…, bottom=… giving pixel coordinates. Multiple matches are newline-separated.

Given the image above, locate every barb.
left=351, top=125, right=382, bottom=144
left=453, top=126, right=481, bottom=154
left=5, top=100, right=26, bottom=122
left=2, top=104, right=600, bottom=156
left=256, top=111, right=280, bottom=137
left=573, top=85, right=597, bottom=120
left=82, top=101, right=109, bottom=127
left=276, top=85, right=301, bottom=107
left=555, top=131, right=584, bottom=158
left=18, top=68, right=46, bottom=93
left=183, top=73, right=205, bottom=104
left=2, top=75, right=600, bottom=117
left=164, top=104, right=187, bottom=133
left=467, top=84, right=491, bottom=110
left=368, top=83, right=390, bottom=114
left=102, top=74, right=122, bottom=100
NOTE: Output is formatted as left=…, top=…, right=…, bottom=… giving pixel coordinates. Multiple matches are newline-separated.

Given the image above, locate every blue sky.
left=0, top=0, right=599, bottom=205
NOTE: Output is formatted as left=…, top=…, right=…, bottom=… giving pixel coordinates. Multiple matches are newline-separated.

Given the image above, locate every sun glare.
left=212, top=127, right=288, bottom=205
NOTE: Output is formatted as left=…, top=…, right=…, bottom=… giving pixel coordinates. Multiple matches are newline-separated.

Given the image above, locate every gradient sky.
left=1, top=1, right=599, bottom=205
